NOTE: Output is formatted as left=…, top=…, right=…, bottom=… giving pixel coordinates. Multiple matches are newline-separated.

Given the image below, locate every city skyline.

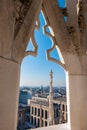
left=20, top=0, right=66, bottom=87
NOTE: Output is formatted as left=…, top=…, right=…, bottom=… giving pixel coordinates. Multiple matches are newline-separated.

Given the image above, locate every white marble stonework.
left=0, top=1, right=87, bottom=130
left=0, top=57, right=20, bottom=130
left=67, top=74, right=87, bottom=130
left=30, top=124, right=69, bottom=130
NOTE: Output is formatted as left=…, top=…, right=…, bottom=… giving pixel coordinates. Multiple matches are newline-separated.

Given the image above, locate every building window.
left=54, top=108, right=56, bottom=118
left=38, top=118, right=40, bottom=127
left=41, top=109, right=44, bottom=118
left=35, top=108, right=37, bottom=115
left=62, top=104, right=65, bottom=111
left=56, top=108, right=59, bottom=117
left=45, top=110, right=47, bottom=119
left=59, top=104, right=61, bottom=110
left=45, top=121, right=47, bottom=126
left=35, top=117, right=36, bottom=126
left=32, top=107, right=34, bottom=114
left=31, top=116, right=33, bottom=124
left=42, top=120, right=44, bottom=127
left=54, top=108, right=58, bottom=118
left=38, top=108, right=40, bottom=116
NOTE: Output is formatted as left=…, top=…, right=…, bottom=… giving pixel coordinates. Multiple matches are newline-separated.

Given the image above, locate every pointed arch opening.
left=18, top=7, right=67, bottom=129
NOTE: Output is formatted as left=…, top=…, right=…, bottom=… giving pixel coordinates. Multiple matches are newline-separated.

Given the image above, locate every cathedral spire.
left=49, top=69, right=54, bottom=125
left=50, top=69, right=53, bottom=93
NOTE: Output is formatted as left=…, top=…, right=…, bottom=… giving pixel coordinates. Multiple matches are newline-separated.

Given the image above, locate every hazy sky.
left=20, top=0, right=66, bottom=87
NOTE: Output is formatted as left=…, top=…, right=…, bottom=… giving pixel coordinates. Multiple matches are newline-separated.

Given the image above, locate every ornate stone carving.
left=60, top=8, right=68, bottom=17
left=25, top=18, right=40, bottom=57
left=78, top=0, right=84, bottom=33
left=57, top=1, right=68, bottom=20
left=67, top=26, right=81, bottom=54
left=42, top=10, right=66, bottom=70
left=67, top=26, right=75, bottom=35
left=14, top=0, right=32, bottom=38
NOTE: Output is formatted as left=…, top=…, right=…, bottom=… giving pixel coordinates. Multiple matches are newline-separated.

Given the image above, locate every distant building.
left=17, top=104, right=30, bottom=130
left=28, top=97, right=67, bottom=128
left=18, top=71, right=67, bottom=129
left=28, top=70, right=67, bottom=128
left=19, top=89, right=32, bottom=105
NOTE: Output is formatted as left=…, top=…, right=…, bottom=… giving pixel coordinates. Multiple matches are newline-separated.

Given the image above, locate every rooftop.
left=31, top=100, right=49, bottom=107
left=30, top=96, right=66, bottom=107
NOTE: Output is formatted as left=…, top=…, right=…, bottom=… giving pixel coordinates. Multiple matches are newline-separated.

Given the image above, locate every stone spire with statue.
left=49, top=69, right=54, bottom=126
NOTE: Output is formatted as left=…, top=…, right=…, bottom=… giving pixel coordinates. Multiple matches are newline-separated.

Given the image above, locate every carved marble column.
left=0, top=1, right=42, bottom=130
left=0, top=57, right=20, bottom=130
left=67, top=73, right=87, bottom=130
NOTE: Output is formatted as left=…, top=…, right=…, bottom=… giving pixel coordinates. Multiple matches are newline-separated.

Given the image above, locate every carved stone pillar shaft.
left=0, top=57, right=20, bottom=130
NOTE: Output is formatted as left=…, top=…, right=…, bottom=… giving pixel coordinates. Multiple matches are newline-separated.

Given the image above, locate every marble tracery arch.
left=0, top=0, right=87, bottom=130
